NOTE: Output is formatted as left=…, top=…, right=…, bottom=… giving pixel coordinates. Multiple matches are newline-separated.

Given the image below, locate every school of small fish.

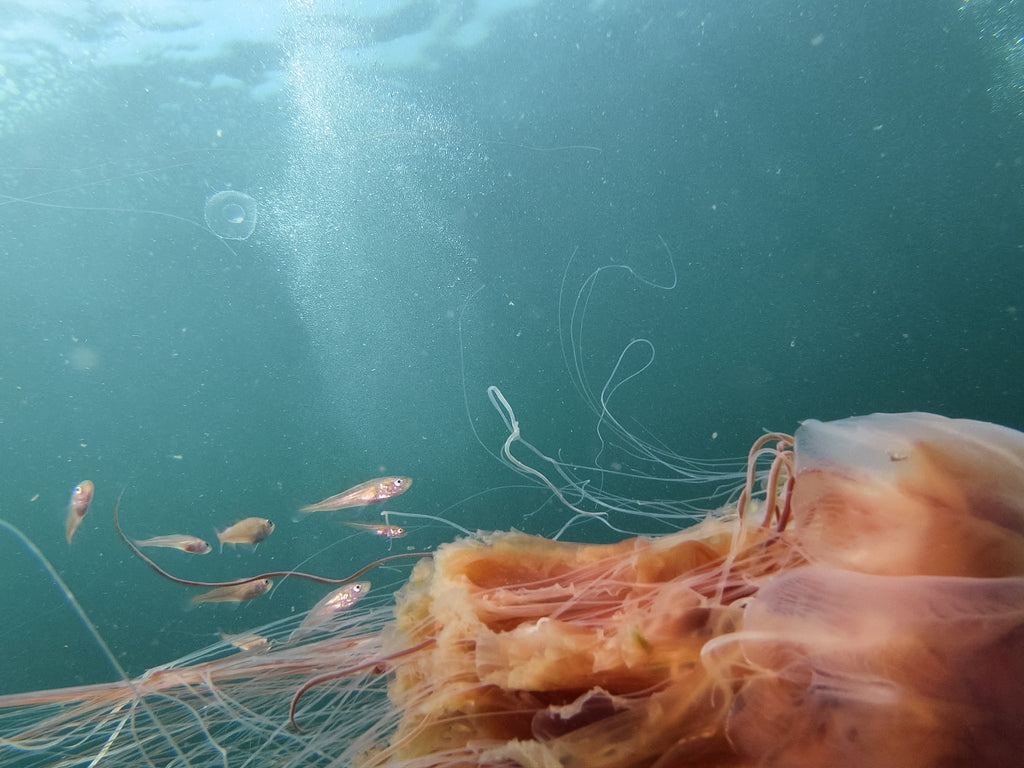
left=53, top=476, right=412, bottom=636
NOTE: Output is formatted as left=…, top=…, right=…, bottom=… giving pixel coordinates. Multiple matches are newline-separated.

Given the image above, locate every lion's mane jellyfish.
left=0, top=412, right=1022, bottom=768
left=203, top=190, right=257, bottom=240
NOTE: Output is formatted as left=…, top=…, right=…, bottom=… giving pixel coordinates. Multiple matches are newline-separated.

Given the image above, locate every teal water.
left=0, top=0, right=1022, bottom=700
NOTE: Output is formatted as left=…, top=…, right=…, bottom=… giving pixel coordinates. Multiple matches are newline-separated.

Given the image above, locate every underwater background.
left=0, top=0, right=1022, bottom=696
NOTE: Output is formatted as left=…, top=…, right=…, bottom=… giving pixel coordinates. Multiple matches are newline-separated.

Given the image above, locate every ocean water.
left=0, top=0, right=1021, bottom=706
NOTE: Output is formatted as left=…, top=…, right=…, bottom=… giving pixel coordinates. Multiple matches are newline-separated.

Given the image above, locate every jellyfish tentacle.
left=734, top=433, right=794, bottom=530
left=736, top=434, right=790, bottom=518
left=758, top=442, right=794, bottom=531
left=0, top=518, right=196, bottom=767
left=487, top=385, right=607, bottom=518
left=288, top=639, right=436, bottom=732
left=88, top=703, right=131, bottom=767
left=716, top=434, right=794, bottom=603
left=775, top=472, right=795, bottom=532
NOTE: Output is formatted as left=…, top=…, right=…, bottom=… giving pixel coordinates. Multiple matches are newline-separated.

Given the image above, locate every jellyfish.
left=203, top=190, right=257, bottom=240
left=0, top=410, right=1021, bottom=767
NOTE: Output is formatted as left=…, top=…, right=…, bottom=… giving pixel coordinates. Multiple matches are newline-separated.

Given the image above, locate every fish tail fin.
left=215, top=527, right=223, bottom=554
left=65, top=509, right=76, bottom=546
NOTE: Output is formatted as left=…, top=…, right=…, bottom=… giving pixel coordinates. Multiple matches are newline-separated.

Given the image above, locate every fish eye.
left=394, top=479, right=404, bottom=487
left=352, top=584, right=363, bottom=593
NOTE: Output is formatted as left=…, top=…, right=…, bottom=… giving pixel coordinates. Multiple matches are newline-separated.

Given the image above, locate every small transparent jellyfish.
left=204, top=190, right=257, bottom=240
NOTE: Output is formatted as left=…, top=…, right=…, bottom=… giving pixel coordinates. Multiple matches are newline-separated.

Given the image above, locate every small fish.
left=291, top=581, right=370, bottom=640
left=134, top=535, right=212, bottom=554
left=219, top=630, right=271, bottom=652
left=343, top=521, right=407, bottom=538
left=65, top=480, right=94, bottom=545
left=215, top=518, right=275, bottom=550
left=192, top=579, right=273, bottom=605
left=298, top=477, right=412, bottom=515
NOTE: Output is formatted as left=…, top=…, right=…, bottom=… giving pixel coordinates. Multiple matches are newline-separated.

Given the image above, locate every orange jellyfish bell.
left=789, top=412, right=1024, bottom=578
left=717, top=412, right=1024, bottom=768
left=724, top=564, right=1024, bottom=768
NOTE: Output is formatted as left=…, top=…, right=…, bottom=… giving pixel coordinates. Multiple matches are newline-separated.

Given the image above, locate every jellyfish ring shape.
left=204, top=190, right=256, bottom=240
